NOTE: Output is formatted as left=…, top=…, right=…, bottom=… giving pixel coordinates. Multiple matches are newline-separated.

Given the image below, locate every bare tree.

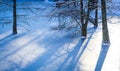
left=81, top=0, right=90, bottom=37
left=101, top=0, right=110, bottom=44
left=13, top=0, right=17, bottom=34
left=94, top=0, right=98, bottom=27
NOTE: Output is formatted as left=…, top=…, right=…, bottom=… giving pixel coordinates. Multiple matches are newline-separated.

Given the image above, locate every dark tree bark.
left=89, top=0, right=96, bottom=10
left=81, top=24, right=87, bottom=37
left=101, top=0, right=110, bottom=44
left=80, top=0, right=83, bottom=25
left=81, top=0, right=90, bottom=37
left=13, top=0, right=17, bottom=34
left=94, top=0, right=98, bottom=27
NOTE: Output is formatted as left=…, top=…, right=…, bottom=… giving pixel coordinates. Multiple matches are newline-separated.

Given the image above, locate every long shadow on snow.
left=95, top=45, right=110, bottom=71
left=0, top=33, right=40, bottom=61
left=22, top=27, right=97, bottom=71
left=0, top=34, right=12, bottom=42
left=56, top=28, right=97, bottom=71
left=21, top=32, right=76, bottom=71
left=0, top=33, right=27, bottom=48
left=56, top=38, right=85, bottom=71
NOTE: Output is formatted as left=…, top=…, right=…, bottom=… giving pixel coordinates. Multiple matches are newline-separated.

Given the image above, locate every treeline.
left=1, top=0, right=119, bottom=44
left=50, top=0, right=110, bottom=43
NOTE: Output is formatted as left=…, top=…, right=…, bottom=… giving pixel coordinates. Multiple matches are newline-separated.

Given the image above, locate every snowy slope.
left=0, top=17, right=120, bottom=71
left=79, top=17, right=120, bottom=71
left=101, top=17, right=120, bottom=71
left=0, top=1, right=120, bottom=71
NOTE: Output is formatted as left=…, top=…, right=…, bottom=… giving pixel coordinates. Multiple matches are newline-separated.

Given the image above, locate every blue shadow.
left=57, top=28, right=97, bottom=71
left=21, top=32, right=75, bottom=71
left=56, top=38, right=85, bottom=71
left=0, top=33, right=27, bottom=48
left=21, top=27, right=97, bottom=71
left=95, top=45, right=110, bottom=71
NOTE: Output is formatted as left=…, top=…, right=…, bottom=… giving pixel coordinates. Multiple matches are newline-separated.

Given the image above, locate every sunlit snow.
left=0, top=1, right=120, bottom=71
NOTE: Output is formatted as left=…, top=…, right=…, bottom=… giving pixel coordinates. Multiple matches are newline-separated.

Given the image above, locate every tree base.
left=102, top=42, right=110, bottom=45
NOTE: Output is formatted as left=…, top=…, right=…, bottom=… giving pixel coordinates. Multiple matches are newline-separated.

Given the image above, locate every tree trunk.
left=94, top=0, right=98, bottom=27
left=101, top=0, right=110, bottom=44
left=80, top=0, right=83, bottom=25
left=80, top=0, right=84, bottom=37
left=81, top=0, right=90, bottom=37
left=81, top=24, right=87, bottom=37
left=13, top=0, right=17, bottom=34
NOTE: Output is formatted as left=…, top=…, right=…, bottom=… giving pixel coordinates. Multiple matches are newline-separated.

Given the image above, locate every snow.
left=0, top=1, right=120, bottom=71
left=101, top=18, right=120, bottom=71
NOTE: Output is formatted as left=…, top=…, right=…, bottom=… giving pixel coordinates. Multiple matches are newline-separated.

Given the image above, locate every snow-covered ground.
left=79, top=17, right=120, bottom=71
left=0, top=1, right=120, bottom=71
left=101, top=17, right=120, bottom=71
